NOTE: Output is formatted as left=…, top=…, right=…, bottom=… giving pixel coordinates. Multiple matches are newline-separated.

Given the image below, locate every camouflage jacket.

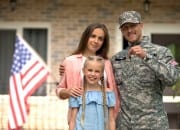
left=111, top=37, right=180, bottom=130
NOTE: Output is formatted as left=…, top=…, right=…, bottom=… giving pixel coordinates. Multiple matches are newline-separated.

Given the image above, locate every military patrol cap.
left=119, top=11, right=141, bottom=28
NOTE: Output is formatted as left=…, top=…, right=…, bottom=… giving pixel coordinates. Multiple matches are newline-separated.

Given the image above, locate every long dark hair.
left=72, top=23, right=110, bottom=59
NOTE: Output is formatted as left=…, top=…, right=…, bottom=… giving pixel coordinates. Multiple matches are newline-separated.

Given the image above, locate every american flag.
left=8, top=34, right=49, bottom=129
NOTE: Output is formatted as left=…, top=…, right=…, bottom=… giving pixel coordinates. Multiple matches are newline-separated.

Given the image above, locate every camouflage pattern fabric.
left=111, top=36, right=180, bottom=130
left=119, top=11, right=141, bottom=28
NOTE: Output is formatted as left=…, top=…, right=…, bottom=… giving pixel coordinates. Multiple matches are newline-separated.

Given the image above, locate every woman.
left=56, top=23, right=120, bottom=125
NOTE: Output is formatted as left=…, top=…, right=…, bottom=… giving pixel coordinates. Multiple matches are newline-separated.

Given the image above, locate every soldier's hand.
left=128, top=45, right=146, bottom=59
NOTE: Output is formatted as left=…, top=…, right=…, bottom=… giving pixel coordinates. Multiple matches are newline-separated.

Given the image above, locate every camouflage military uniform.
left=111, top=37, right=180, bottom=130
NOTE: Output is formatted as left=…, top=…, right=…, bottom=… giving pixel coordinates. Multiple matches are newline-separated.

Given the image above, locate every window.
left=0, top=26, right=48, bottom=96
left=0, top=30, right=16, bottom=94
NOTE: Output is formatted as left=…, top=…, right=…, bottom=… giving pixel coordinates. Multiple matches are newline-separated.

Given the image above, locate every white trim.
left=163, top=96, right=180, bottom=103
left=115, top=25, right=123, bottom=53
left=143, top=23, right=180, bottom=39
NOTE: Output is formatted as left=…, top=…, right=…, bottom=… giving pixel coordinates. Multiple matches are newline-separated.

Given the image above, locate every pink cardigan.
left=56, top=54, right=120, bottom=119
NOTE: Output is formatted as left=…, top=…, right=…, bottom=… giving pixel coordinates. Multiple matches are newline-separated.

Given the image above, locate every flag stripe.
left=12, top=75, right=26, bottom=124
left=21, top=59, right=47, bottom=86
left=23, top=60, right=49, bottom=97
left=22, top=60, right=39, bottom=89
left=9, top=78, right=22, bottom=128
left=24, top=70, right=49, bottom=98
left=22, top=61, right=45, bottom=87
left=9, top=93, right=18, bottom=128
left=9, top=74, right=27, bottom=129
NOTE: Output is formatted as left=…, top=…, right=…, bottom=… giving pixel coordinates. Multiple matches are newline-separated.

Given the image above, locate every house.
left=0, top=0, right=180, bottom=129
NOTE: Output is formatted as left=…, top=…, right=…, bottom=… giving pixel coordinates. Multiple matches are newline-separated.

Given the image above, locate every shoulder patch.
left=169, top=60, right=178, bottom=66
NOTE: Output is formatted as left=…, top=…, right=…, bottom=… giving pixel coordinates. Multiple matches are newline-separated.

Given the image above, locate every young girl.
left=69, top=56, right=116, bottom=130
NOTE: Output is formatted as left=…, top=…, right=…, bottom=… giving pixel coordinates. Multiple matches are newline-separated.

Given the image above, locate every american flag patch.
left=169, top=60, right=178, bottom=66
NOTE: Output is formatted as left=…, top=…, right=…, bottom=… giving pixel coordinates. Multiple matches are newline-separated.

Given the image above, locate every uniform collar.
left=128, top=36, right=149, bottom=47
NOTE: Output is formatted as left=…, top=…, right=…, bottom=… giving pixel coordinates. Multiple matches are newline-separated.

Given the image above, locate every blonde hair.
left=81, top=56, right=107, bottom=130
left=83, top=55, right=105, bottom=70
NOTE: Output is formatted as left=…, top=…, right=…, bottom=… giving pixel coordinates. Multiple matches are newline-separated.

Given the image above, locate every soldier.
left=111, top=11, right=180, bottom=130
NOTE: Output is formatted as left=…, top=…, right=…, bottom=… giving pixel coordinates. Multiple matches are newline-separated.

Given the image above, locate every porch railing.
left=0, top=82, right=68, bottom=130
